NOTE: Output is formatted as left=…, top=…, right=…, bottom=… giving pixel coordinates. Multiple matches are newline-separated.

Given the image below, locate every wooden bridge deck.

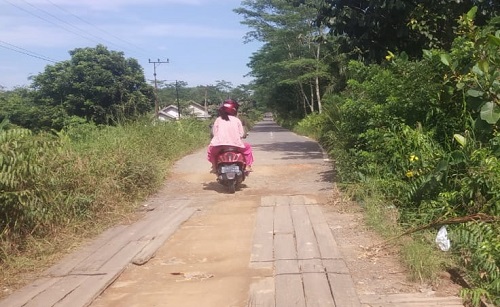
left=248, top=195, right=463, bottom=307
left=0, top=194, right=464, bottom=307
left=0, top=197, right=196, bottom=307
left=249, top=195, right=361, bottom=307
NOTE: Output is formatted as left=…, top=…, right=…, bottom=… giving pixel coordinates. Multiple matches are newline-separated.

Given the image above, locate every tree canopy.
left=235, top=0, right=335, bottom=115
left=314, top=0, right=500, bottom=62
left=31, top=45, right=154, bottom=126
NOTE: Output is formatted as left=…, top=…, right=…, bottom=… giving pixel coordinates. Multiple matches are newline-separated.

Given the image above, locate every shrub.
left=0, top=118, right=209, bottom=262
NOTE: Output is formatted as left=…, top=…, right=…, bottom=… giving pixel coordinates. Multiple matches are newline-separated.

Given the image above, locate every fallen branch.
left=376, top=213, right=500, bottom=247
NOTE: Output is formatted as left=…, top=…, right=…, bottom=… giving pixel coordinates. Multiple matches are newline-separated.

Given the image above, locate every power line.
left=22, top=0, right=111, bottom=45
left=0, top=40, right=58, bottom=63
left=4, top=0, right=148, bottom=58
left=44, top=0, right=149, bottom=57
left=4, top=0, right=103, bottom=46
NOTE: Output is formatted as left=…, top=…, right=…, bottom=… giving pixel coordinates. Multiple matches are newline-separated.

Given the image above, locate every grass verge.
left=342, top=180, right=457, bottom=286
left=0, top=117, right=210, bottom=297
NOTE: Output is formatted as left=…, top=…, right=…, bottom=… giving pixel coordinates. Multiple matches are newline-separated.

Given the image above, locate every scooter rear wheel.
left=227, top=180, right=236, bottom=194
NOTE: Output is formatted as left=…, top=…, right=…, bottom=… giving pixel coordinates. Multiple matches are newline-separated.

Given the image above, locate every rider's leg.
left=242, top=142, right=254, bottom=171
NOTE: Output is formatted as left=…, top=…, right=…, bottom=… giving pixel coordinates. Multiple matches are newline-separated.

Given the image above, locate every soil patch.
left=322, top=187, right=463, bottom=303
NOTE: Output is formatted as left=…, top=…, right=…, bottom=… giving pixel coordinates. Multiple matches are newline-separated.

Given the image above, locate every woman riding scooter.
left=207, top=99, right=254, bottom=172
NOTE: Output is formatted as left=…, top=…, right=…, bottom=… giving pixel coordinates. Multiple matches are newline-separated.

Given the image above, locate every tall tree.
left=314, top=0, right=500, bottom=62
left=31, top=45, right=154, bottom=125
left=235, top=0, right=333, bottom=114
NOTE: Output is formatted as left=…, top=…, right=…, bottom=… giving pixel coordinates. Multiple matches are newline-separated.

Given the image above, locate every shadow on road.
left=318, top=169, right=336, bottom=184
left=250, top=121, right=325, bottom=160
left=202, top=181, right=249, bottom=194
left=252, top=141, right=324, bottom=160
left=250, top=121, right=289, bottom=133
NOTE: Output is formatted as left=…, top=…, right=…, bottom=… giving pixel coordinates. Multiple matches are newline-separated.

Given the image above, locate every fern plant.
left=453, top=222, right=500, bottom=306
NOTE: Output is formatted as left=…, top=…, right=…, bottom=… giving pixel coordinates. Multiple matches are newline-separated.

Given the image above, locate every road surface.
left=0, top=119, right=463, bottom=307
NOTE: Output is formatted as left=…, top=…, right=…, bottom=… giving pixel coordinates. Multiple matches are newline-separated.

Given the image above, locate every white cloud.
left=0, top=0, right=255, bottom=89
left=136, top=23, right=244, bottom=39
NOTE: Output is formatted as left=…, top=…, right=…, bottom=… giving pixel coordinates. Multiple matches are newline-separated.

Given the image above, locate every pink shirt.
left=210, top=115, right=245, bottom=148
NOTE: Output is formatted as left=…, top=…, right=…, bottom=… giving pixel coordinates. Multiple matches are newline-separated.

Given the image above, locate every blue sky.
left=0, top=0, right=262, bottom=90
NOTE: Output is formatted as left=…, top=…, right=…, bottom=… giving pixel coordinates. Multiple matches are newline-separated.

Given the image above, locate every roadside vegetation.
left=0, top=44, right=262, bottom=295
left=237, top=1, right=499, bottom=305
left=1, top=0, right=498, bottom=305
left=0, top=117, right=210, bottom=293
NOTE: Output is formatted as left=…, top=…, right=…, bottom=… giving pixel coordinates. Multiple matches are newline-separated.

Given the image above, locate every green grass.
left=0, top=117, right=210, bottom=296
left=342, top=180, right=455, bottom=286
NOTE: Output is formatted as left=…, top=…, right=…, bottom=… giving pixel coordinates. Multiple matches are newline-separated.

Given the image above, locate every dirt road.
left=91, top=119, right=335, bottom=307
left=91, top=119, right=462, bottom=307
left=1, top=119, right=463, bottom=307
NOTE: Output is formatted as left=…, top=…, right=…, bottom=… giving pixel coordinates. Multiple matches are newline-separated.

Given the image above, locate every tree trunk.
left=315, top=43, right=322, bottom=114
left=298, top=82, right=313, bottom=114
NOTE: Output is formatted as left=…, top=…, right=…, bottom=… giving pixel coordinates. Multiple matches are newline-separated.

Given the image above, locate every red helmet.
left=220, top=99, right=239, bottom=116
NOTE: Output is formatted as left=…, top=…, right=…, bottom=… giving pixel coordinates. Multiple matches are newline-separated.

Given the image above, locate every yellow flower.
left=406, top=170, right=414, bottom=178
left=385, top=51, right=395, bottom=61
left=409, top=155, right=419, bottom=162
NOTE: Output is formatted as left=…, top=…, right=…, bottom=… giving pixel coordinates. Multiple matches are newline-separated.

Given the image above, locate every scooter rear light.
left=218, top=152, right=245, bottom=163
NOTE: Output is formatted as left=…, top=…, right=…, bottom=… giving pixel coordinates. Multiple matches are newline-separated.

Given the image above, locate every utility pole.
left=175, top=80, right=180, bottom=120
left=204, top=86, right=208, bottom=115
left=148, top=58, right=169, bottom=117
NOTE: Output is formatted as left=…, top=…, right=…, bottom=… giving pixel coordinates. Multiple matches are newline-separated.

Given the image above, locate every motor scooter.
left=215, top=146, right=247, bottom=193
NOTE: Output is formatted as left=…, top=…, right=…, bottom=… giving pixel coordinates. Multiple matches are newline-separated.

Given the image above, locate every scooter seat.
left=220, top=146, right=241, bottom=153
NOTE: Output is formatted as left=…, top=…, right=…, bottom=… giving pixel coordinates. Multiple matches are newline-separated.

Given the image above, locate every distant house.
left=157, top=105, right=180, bottom=121
left=186, top=101, right=210, bottom=120
left=157, top=101, right=210, bottom=121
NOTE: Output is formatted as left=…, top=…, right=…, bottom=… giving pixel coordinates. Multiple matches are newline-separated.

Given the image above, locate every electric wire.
left=0, top=40, right=58, bottom=63
left=22, top=0, right=146, bottom=57
left=3, top=0, right=103, bottom=46
left=22, top=0, right=115, bottom=46
left=1, top=0, right=157, bottom=86
left=4, top=0, right=148, bottom=58
left=44, top=0, right=149, bottom=57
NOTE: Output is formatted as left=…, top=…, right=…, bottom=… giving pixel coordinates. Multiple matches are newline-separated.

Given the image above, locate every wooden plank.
left=23, top=275, right=86, bottom=307
left=302, top=272, right=336, bottom=307
left=274, top=233, right=299, bottom=275
left=307, top=205, right=342, bottom=259
left=0, top=203, right=190, bottom=306
left=261, top=196, right=276, bottom=207
left=132, top=207, right=196, bottom=265
left=290, top=205, right=320, bottom=260
left=130, top=201, right=189, bottom=242
left=275, top=274, right=306, bottom=307
left=69, top=222, right=146, bottom=273
left=0, top=277, right=60, bottom=307
left=322, top=259, right=350, bottom=274
left=274, top=195, right=290, bottom=206
left=46, top=225, right=127, bottom=277
left=327, top=273, right=361, bottom=307
left=274, top=233, right=296, bottom=260
left=247, top=277, right=275, bottom=307
left=275, top=260, right=299, bottom=275
left=72, top=203, right=188, bottom=273
left=359, top=293, right=464, bottom=306
left=250, top=206, right=274, bottom=268
left=274, top=205, right=293, bottom=234
left=54, top=241, right=145, bottom=307
left=24, top=241, right=146, bottom=307
left=289, top=195, right=305, bottom=206
left=299, top=259, right=324, bottom=273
